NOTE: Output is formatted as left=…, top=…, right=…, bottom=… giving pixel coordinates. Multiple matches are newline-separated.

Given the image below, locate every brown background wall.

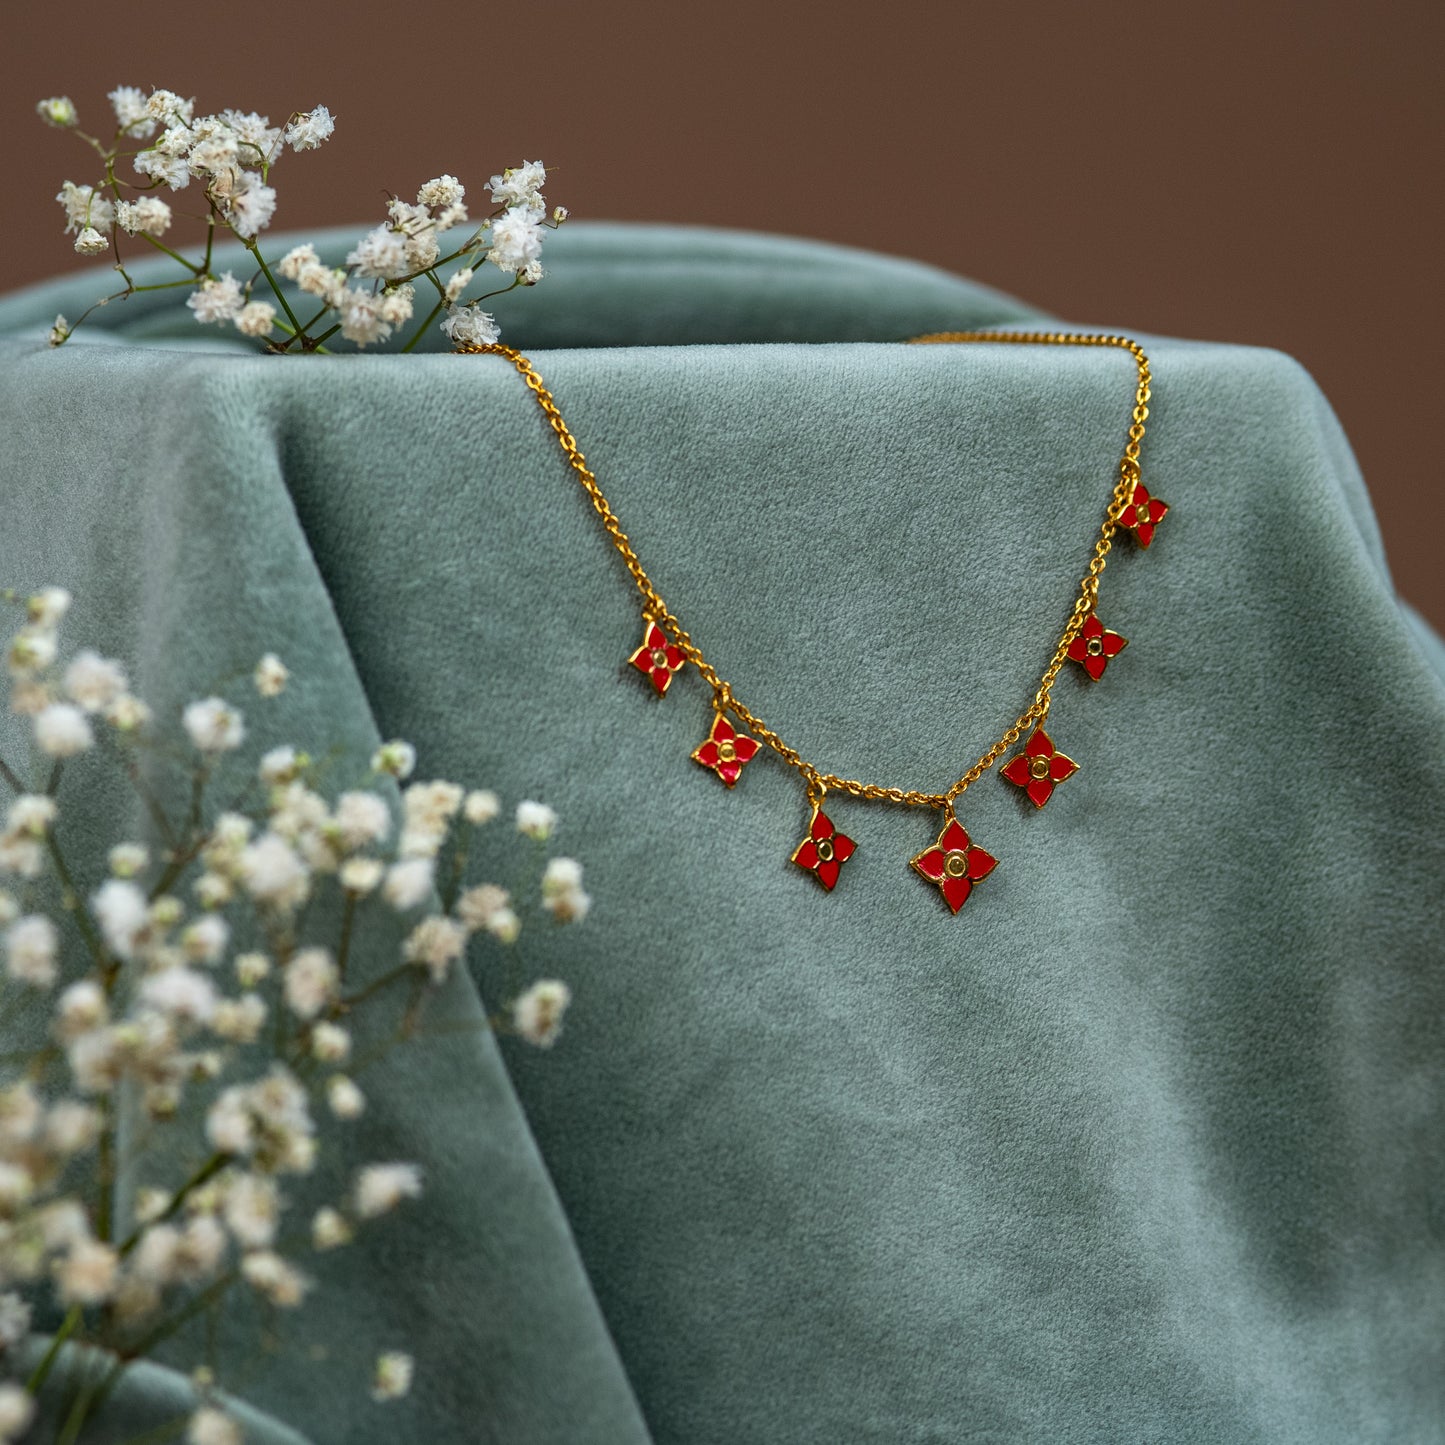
left=3, top=0, right=1442, bottom=633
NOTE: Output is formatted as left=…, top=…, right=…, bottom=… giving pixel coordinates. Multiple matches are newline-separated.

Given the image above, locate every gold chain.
left=454, top=330, right=1151, bottom=815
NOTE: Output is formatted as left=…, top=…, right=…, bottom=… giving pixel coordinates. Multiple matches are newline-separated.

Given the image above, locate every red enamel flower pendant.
left=1120, top=481, right=1168, bottom=547
left=692, top=713, right=760, bottom=787
left=910, top=816, right=998, bottom=914
left=628, top=620, right=685, bottom=697
left=1066, top=613, right=1127, bottom=681
left=1000, top=726, right=1078, bottom=808
left=791, top=807, right=857, bottom=891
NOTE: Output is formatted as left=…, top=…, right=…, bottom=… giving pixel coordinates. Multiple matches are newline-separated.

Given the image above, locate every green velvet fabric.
left=0, top=223, right=1441, bottom=1444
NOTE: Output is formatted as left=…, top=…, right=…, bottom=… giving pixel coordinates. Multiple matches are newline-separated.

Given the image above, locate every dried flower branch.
left=0, top=583, right=586, bottom=1437
left=37, top=87, right=569, bottom=354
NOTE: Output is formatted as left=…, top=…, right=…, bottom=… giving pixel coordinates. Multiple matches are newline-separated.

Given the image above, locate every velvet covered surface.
left=0, top=223, right=1441, bottom=1444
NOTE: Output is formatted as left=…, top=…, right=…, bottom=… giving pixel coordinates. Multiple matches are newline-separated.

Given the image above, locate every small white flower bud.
left=515, top=800, right=556, bottom=840
left=372, top=1351, right=414, bottom=1401
left=259, top=746, right=301, bottom=785
left=235, top=951, right=271, bottom=987
left=26, top=588, right=71, bottom=628
left=134, top=1187, right=171, bottom=1224
left=149, top=895, right=183, bottom=929
left=8, top=625, right=57, bottom=674
left=188, top=1405, right=241, bottom=1445
left=312, top=1205, right=353, bottom=1249
left=354, top=1163, right=423, bottom=1219
left=74, top=227, right=109, bottom=256
left=511, top=979, right=572, bottom=1047
left=327, top=1075, right=365, bottom=1119
left=7, top=795, right=56, bottom=838
left=34, top=702, right=94, bottom=757
left=463, top=789, right=500, bottom=825
left=0, top=1383, right=35, bottom=1439
left=541, top=857, right=583, bottom=896
left=108, top=842, right=149, bottom=877
left=311, top=1022, right=351, bottom=1063
left=485, top=906, right=521, bottom=945
left=193, top=871, right=233, bottom=908
left=183, top=697, right=245, bottom=753
left=382, top=858, right=433, bottom=911
left=37, top=96, right=78, bottom=127
left=5, top=915, right=58, bottom=987
left=253, top=653, right=288, bottom=694
left=371, top=740, right=416, bottom=780
left=104, top=693, right=151, bottom=730
left=235, top=302, right=278, bottom=339
left=339, top=857, right=383, bottom=895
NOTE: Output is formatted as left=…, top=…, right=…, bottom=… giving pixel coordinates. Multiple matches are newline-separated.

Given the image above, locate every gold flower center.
left=815, top=839, right=835, bottom=863
left=1087, top=636, right=1104, bottom=656
left=943, top=851, right=968, bottom=878
left=650, top=648, right=669, bottom=668
left=718, top=740, right=737, bottom=762
left=1029, top=755, right=1051, bottom=780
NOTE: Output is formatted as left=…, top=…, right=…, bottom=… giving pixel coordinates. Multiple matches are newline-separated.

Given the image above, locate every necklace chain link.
left=455, top=329, right=1151, bottom=815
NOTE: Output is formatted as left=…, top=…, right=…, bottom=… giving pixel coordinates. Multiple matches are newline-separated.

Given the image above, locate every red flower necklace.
left=456, top=330, right=1166, bottom=915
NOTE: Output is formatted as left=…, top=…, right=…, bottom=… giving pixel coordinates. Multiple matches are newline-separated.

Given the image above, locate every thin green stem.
left=243, top=242, right=303, bottom=334
left=136, top=233, right=203, bottom=273
left=112, top=1414, right=190, bottom=1445
left=279, top=304, right=332, bottom=348
left=471, top=276, right=526, bottom=304
left=187, top=765, right=207, bottom=838
left=0, top=753, right=24, bottom=793
left=335, top=893, right=358, bottom=987
left=44, top=835, right=110, bottom=974
left=96, top=1097, right=115, bottom=1242
left=340, top=961, right=411, bottom=1012
left=122, top=1270, right=239, bottom=1361
left=148, top=835, right=207, bottom=902
left=25, top=1303, right=82, bottom=1393
left=70, top=127, right=112, bottom=162
left=350, top=1012, right=499, bottom=1078
left=122, top=756, right=178, bottom=850
left=443, top=828, right=471, bottom=913
left=429, top=230, right=491, bottom=270
left=117, top=1152, right=229, bottom=1257
left=57, top=1353, right=127, bottom=1445
left=145, top=764, right=208, bottom=899
left=128, top=278, right=210, bottom=294
left=401, top=296, right=446, bottom=353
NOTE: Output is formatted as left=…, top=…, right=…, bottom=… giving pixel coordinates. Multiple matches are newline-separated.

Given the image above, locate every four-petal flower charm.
left=692, top=713, right=761, bottom=787
left=1001, top=726, right=1078, bottom=808
left=628, top=621, right=686, bottom=697
left=791, top=808, right=857, bottom=891
left=1120, top=481, right=1168, bottom=547
left=1066, top=613, right=1128, bottom=681
left=910, top=817, right=998, bottom=914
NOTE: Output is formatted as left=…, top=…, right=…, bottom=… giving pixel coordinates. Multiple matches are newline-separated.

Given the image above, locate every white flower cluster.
left=41, top=86, right=567, bottom=354
left=0, top=583, right=586, bottom=1426
left=275, top=239, right=417, bottom=349
left=53, top=88, right=333, bottom=268
left=437, top=160, right=558, bottom=348
left=5, top=590, right=151, bottom=760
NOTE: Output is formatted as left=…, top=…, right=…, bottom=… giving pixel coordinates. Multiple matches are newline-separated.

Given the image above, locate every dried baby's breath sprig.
left=0, top=583, right=591, bottom=1436
left=40, top=88, right=568, bottom=354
